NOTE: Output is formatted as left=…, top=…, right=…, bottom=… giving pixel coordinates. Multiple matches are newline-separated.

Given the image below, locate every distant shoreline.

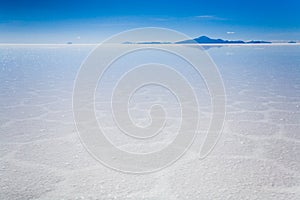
left=0, top=43, right=299, bottom=46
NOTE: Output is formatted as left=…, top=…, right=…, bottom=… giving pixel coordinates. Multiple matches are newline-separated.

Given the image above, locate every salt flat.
left=0, top=45, right=299, bottom=199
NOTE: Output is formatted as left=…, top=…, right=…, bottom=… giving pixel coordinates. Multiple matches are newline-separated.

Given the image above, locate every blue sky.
left=0, top=0, right=299, bottom=43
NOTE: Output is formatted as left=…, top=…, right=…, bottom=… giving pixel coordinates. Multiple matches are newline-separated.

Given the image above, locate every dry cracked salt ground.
left=0, top=45, right=299, bottom=199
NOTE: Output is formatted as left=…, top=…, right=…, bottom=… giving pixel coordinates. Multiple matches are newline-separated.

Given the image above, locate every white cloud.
left=195, top=15, right=226, bottom=21
left=227, top=31, right=235, bottom=34
left=196, top=15, right=215, bottom=18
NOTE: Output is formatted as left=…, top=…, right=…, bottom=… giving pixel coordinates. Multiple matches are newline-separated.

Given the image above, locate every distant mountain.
left=122, top=36, right=271, bottom=45
left=137, top=41, right=172, bottom=44
left=176, top=36, right=244, bottom=44
left=122, top=41, right=172, bottom=44
left=176, top=36, right=271, bottom=44
left=288, top=41, right=297, bottom=43
left=122, top=41, right=134, bottom=44
left=246, top=40, right=272, bottom=44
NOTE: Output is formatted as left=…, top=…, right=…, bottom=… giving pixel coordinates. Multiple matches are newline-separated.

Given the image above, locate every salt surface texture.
left=0, top=45, right=299, bottom=199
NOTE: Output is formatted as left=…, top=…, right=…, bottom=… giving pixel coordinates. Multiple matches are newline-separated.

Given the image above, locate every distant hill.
left=122, top=36, right=271, bottom=45
left=176, top=36, right=271, bottom=44
left=122, top=41, right=172, bottom=44
left=246, top=40, right=272, bottom=44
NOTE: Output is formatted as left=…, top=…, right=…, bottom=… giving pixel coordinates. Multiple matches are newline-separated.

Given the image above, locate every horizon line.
left=0, top=43, right=299, bottom=46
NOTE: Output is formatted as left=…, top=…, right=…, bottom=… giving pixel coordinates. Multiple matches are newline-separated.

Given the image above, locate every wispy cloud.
left=195, top=15, right=226, bottom=21
left=150, top=17, right=173, bottom=21
left=227, top=31, right=235, bottom=34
